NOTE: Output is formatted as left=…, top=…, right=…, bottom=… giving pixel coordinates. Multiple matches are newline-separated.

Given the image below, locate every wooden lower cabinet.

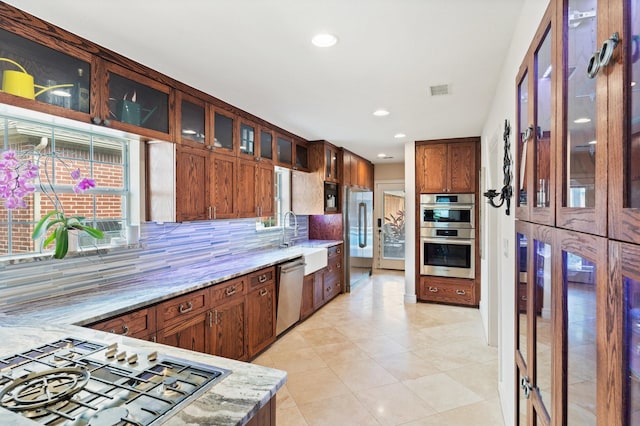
left=210, top=296, right=247, bottom=361
left=300, top=274, right=315, bottom=320
left=247, top=396, right=276, bottom=426
left=157, top=311, right=209, bottom=353
left=418, top=276, right=477, bottom=306
left=247, top=268, right=276, bottom=358
left=89, top=307, right=156, bottom=340
left=312, top=271, right=325, bottom=310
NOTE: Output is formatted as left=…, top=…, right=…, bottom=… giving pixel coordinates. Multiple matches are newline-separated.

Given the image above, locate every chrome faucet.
left=280, top=211, right=298, bottom=247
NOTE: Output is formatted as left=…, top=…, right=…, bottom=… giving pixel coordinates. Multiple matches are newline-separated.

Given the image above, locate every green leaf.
left=31, top=210, right=59, bottom=240
left=53, top=226, right=68, bottom=259
left=43, top=232, right=56, bottom=248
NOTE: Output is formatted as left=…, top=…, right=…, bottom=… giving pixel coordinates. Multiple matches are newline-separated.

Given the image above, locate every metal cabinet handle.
left=428, top=286, right=439, bottom=293
left=336, top=248, right=341, bottom=254
left=225, top=286, right=237, bottom=296
left=587, top=32, right=620, bottom=79
left=336, top=263, right=341, bottom=269
left=109, top=324, right=129, bottom=335
left=208, top=206, right=212, bottom=220
left=258, top=274, right=268, bottom=283
left=326, top=286, right=332, bottom=292
left=260, top=288, right=269, bottom=296
left=179, top=301, right=193, bottom=314
left=520, top=376, right=532, bottom=399
left=521, top=295, right=528, bottom=301
left=456, top=289, right=466, bottom=295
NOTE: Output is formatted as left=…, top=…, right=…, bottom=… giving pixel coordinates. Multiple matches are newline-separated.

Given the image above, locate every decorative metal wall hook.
left=483, top=119, right=513, bottom=215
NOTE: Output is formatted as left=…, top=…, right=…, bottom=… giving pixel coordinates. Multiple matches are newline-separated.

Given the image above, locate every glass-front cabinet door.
left=516, top=6, right=554, bottom=225
left=531, top=225, right=554, bottom=425
left=516, top=69, right=531, bottom=221
left=610, top=241, right=639, bottom=426
left=102, top=62, right=172, bottom=140
left=609, top=0, right=640, bottom=243
left=212, top=109, right=236, bottom=156
left=259, top=128, right=274, bottom=162
left=556, top=0, right=607, bottom=236
left=532, top=22, right=554, bottom=225
left=238, top=120, right=256, bottom=160
left=276, top=135, right=293, bottom=167
left=515, top=221, right=531, bottom=425
left=177, top=91, right=207, bottom=148
left=0, top=27, right=93, bottom=119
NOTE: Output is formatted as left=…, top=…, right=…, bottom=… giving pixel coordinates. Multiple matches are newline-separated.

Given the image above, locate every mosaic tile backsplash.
left=0, top=217, right=308, bottom=306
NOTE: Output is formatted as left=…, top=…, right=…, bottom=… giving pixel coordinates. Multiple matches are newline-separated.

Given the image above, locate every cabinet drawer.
left=326, top=256, right=342, bottom=274
left=211, top=277, right=247, bottom=303
left=328, top=244, right=343, bottom=259
left=157, top=288, right=208, bottom=329
left=419, top=277, right=475, bottom=306
left=90, top=307, right=156, bottom=339
left=248, top=267, right=275, bottom=289
left=324, top=271, right=342, bottom=300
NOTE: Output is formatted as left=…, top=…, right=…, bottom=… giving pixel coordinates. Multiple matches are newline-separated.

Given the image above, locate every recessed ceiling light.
left=377, top=153, right=387, bottom=158
left=311, top=33, right=338, bottom=47
left=394, top=133, right=406, bottom=139
left=373, top=109, right=390, bottom=117
left=574, top=117, right=591, bottom=124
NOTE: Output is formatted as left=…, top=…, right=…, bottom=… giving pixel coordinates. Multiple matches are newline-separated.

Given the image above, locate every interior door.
left=375, top=182, right=405, bottom=270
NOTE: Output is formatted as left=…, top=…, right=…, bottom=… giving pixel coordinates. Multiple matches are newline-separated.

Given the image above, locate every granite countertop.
left=0, top=239, right=342, bottom=425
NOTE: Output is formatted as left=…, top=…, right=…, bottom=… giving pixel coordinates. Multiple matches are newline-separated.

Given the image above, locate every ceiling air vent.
left=429, top=84, right=450, bottom=96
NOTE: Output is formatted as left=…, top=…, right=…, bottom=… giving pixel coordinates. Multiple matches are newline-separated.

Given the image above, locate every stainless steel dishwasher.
left=276, top=258, right=306, bottom=336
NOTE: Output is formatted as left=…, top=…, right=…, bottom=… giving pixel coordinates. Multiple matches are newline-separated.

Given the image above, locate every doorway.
left=374, top=181, right=405, bottom=270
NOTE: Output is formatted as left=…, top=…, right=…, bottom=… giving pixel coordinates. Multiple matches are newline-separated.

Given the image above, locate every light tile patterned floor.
left=252, top=271, right=504, bottom=426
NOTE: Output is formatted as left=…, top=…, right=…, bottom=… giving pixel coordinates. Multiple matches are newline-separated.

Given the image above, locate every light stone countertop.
left=0, top=239, right=342, bottom=425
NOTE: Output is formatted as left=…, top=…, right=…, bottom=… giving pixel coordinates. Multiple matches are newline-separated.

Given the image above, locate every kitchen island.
left=0, top=240, right=341, bottom=425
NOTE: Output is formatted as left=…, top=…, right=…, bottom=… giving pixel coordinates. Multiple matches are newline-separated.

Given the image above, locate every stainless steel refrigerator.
left=343, top=187, right=373, bottom=292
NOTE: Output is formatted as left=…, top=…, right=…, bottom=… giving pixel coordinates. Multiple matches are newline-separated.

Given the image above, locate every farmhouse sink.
left=284, top=246, right=328, bottom=275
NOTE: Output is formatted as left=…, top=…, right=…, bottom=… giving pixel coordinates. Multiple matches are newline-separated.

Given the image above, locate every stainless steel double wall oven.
left=420, top=193, right=475, bottom=279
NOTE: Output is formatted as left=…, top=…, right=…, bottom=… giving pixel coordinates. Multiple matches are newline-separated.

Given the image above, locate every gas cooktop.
left=0, top=337, right=230, bottom=425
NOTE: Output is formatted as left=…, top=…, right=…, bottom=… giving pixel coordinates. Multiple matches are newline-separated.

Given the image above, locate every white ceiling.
left=6, top=0, right=525, bottom=164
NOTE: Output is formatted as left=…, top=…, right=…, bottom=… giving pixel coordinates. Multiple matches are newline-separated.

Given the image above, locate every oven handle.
left=421, top=203, right=475, bottom=210
left=422, top=237, right=474, bottom=245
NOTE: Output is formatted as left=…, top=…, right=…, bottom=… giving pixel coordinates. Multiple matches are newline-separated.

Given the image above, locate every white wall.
left=479, top=0, right=550, bottom=424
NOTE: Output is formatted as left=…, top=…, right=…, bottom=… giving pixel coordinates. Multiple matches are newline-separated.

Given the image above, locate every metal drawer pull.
left=258, top=274, right=268, bottom=283
left=226, top=286, right=237, bottom=296
left=428, top=286, right=439, bottom=293
left=326, top=286, right=332, bottom=292
left=336, top=248, right=341, bottom=254
left=179, top=301, right=193, bottom=314
left=521, top=295, right=527, bottom=301
left=336, top=263, right=341, bottom=268
left=456, top=290, right=466, bottom=295
left=260, top=288, right=269, bottom=296
left=109, top=324, right=129, bottom=336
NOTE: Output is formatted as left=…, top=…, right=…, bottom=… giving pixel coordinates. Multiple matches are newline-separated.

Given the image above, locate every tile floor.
left=252, top=271, right=505, bottom=425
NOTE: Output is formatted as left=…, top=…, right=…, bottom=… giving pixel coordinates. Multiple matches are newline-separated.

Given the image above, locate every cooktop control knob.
left=127, top=354, right=138, bottom=364
left=105, top=348, right=117, bottom=358
left=148, top=351, right=158, bottom=362
left=116, top=351, right=126, bottom=362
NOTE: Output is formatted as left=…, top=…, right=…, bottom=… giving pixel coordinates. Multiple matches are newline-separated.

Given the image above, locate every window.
left=257, top=166, right=290, bottom=230
left=0, top=108, right=134, bottom=258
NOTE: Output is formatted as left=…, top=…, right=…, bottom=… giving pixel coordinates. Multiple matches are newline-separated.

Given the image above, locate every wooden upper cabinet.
left=210, top=154, right=237, bottom=219
left=237, top=159, right=274, bottom=218
left=177, top=91, right=208, bottom=149
left=276, top=135, right=294, bottom=168
left=212, top=108, right=237, bottom=156
left=176, top=144, right=210, bottom=221
left=308, top=141, right=340, bottom=182
left=295, top=139, right=310, bottom=171
left=257, top=162, right=274, bottom=217
left=416, top=139, right=477, bottom=194
left=238, top=119, right=258, bottom=160
left=100, top=61, right=174, bottom=140
left=0, top=24, right=94, bottom=121
left=259, top=128, right=275, bottom=163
